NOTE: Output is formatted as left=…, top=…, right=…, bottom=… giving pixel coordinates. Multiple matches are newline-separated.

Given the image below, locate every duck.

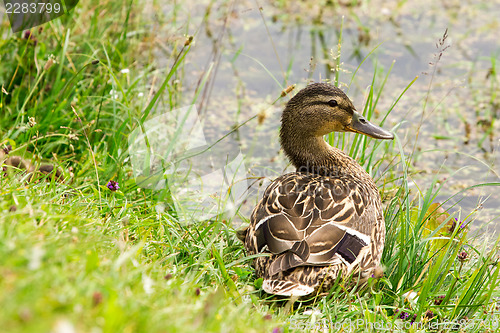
left=238, top=83, right=394, bottom=296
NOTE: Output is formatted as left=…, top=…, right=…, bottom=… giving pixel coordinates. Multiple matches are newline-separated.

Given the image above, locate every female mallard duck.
left=239, top=83, right=393, bottom=296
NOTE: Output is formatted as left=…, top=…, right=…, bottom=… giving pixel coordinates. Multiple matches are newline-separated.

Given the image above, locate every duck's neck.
left=280, top=133, right=359, bottom=176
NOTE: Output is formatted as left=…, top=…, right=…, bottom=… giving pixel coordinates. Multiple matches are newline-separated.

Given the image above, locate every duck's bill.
left=345, top=111, right=394, bottom=140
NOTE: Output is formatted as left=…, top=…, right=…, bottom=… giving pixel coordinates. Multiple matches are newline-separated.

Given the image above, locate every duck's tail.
left=262, top=278, right=315, bottom=296
left=262, top=264, right=383, bottom=297
left=259, top=261, right=345, bottom=297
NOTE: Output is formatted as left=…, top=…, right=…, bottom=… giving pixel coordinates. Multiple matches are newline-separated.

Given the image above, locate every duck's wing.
left=247, top=172, right=376, bottom=277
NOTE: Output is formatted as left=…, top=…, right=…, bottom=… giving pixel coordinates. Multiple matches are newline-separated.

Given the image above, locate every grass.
left=1, top=1, right=499, bottom=332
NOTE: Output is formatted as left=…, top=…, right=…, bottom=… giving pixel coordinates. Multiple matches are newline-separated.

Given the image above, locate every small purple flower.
left=399, top=312, right=409, bottom=320
left=449, top=219, right=457, bottom=233
left=457, top=251, right=468, bottom=261
left=271, top=328, right=283, bottom=333
left=107, top=180, right=119, bottom=191
left=450, top=218, right=467, bottom=233
left=434, top=295, right=445, bottom=305
left=92, top=291, right=103, bottom=306
left=23, top=30, right=38, bottom=45
left=424, top=310, right=434, bottom=319
left=410, top=314, right=417, bottom=324
left=2, top=145, right=12, bottom=154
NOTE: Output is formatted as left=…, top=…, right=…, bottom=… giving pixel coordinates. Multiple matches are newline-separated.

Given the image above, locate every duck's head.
left=280, top=83, right=394, bottom=140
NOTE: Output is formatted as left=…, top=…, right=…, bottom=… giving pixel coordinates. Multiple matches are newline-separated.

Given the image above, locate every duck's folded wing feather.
left=250, top=172, right=372, bottom=276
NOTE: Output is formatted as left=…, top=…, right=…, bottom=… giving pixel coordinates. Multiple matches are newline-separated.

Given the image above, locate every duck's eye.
left=327, top=100, right=338, bottom=107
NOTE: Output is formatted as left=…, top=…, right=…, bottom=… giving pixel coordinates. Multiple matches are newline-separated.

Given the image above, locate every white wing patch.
left=333, top=223, right=371, bottom=246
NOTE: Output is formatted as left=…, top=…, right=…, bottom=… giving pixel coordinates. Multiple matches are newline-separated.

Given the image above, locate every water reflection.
left=149, top=0, right=500, bottom=231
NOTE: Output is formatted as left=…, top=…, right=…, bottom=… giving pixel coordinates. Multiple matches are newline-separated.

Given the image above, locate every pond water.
left=145, top=0, right=500, bottom=233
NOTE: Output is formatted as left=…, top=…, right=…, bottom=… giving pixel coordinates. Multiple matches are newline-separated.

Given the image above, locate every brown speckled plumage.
left=239, top=83, right=393, bottom=296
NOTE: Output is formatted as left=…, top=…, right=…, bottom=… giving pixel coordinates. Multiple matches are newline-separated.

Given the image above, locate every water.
left=147, top=0, right=500, bottom=232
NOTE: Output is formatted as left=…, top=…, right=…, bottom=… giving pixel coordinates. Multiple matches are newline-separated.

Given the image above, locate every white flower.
left=403, top=291, right=419, bottom=305
left=120, top=68, right=130, bottom=74
left=303, top=308, right=323, bottom=316
left=28, top=245, right=45, bottom=270
left=155, top=203, right=165, bottom=214
left=109, top=89, right=120, bottom=100
left=142, top=274, right=154, bottom=295
left=53, top=319, right=75, bottom=333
